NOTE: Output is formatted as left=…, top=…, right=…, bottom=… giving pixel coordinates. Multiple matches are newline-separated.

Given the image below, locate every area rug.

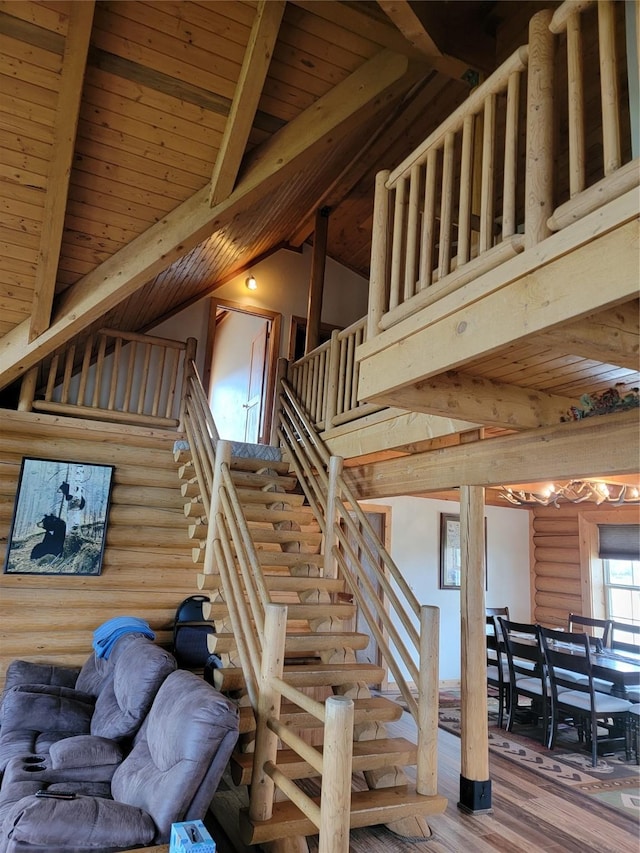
left=439, top=704, right=640, bottom=819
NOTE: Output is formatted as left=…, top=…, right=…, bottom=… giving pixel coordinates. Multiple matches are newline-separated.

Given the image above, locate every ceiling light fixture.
left=245, top=274, right=257, bottom=291
left=499, top=480, right=640, bottom=507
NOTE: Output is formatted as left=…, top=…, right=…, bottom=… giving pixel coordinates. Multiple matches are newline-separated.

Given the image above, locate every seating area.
left=486, top=610, right=640, bottom=767
left=0, top=619, right=239, bottom=852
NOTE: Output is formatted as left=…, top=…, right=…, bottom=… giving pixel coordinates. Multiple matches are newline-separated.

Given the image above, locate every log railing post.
left=318, top=696, right=354, bottom=853
left=204, top=440, right=232, bottom=575
left=18, top=367, right=38, bottom=412
left=367, top=169, right=391, bottom=339
left=416, top=604, right=439, bottom=796
left=323, top=455, right=343, bottom=580
left=270, top=357, right=288, bottom=446
left=458, top=484, right=490, bottom=813
left=179, top=337, right=198, bottom=432
left=524, top=9, right=555, bottom=249
left=324, top=330, right=341, bottom=428
left=249, top=603, right=288, bottom=822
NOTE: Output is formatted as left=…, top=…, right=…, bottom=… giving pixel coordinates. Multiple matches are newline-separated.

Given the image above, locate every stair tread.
left=209, top=631, right=371, bottom=655
left=230, top=457, right=290, bottom=475
left=248, top=527, right=321, bottom=545
left=237, top=696, right=403, bottom=733
left=244, top=505, right=316, bottom=524
left=231, top=737, right=418, bottom=783
left=230, top=470, right=298, bottom=490
left=235, top=488, right=307, bottom=507
left=240, top=786, right=448, bottom=843
left=256, top=550, right=324, bottom=565
left=214, top=662, right=385, bottom=691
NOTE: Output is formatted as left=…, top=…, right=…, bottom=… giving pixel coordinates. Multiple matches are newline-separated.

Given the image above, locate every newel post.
left=416, top=604, right=439, bottom=796
left=524, top=9, right=555, bottom=249
left=178, top=337, right=198, bottom=432
left=319, top=695, right=354, bottom=853
left=269, top=357, right=289, bottom=446
left=367, top=169, right=391, bottom=340
left=18, top=367, right=38, bottom=412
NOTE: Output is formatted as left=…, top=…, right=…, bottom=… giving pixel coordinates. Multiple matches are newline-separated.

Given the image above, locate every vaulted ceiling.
left=0, top=0, right=544, bottom=396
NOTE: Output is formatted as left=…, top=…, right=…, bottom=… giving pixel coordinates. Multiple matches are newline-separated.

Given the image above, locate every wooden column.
left=458, top=484, right=491, bottom=813
left=304, top=208, right=329, bottom=355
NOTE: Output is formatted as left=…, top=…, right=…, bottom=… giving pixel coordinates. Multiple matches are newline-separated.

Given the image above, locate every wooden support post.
left=323, top=455, right=344, bottom=580
left=416, top=604, right=439, bottom=796
left=524, top=9, right=555, bottom=249
left=249, top=604, right=288, bottom=822
left=367, top=170, right=391, bottom=339
left=270, top=357, right=288, bottom=446
left=305, top=208, right=329, bottom=355
left=204, top=440, right=232, bottom=575
left=458, top=484, right=491, bottom=814
left=319, top=696, right=354, bottom=853
left=18, top=367, right=38, bottom=412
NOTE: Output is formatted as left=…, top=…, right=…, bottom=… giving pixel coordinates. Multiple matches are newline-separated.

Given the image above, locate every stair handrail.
left=182, top=366, right=357, bottom=849
left=278, top=378, right=440, bottom=795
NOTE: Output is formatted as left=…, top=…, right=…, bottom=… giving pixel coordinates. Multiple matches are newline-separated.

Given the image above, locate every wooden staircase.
left=174, top=441, right=446, bottom=850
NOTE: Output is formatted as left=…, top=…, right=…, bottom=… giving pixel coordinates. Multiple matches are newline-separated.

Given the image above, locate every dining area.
left=486, top=610, right=640, bottom=767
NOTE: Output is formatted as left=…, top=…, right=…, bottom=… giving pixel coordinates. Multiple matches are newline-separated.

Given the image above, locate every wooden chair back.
left=567, top=613, right=612, bottom=649
left=610, top=621, right=640, bottom=655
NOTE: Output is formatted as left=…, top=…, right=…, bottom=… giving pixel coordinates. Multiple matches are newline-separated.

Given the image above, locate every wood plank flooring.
left=207, top=712, right=639, bottom=853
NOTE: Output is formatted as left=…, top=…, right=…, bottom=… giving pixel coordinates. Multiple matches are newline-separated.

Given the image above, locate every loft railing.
left=277, top=378, right=441, bottom=798
left=181, top=363, right=355, bottom=853
left=367, top=0, right=639, bottom=338
left=289, top=316, right=383, bottom=432
left=18, top=328, right=196, bottom=430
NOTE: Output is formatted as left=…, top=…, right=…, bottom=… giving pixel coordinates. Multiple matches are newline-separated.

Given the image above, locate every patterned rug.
left=438, top=703, right=640, bottom=820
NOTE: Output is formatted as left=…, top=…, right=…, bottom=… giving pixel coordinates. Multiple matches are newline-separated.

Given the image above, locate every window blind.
left=598, top=524, right=640, bottom=560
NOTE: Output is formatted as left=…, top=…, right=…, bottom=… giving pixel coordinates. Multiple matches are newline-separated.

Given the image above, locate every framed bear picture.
left=3, top=457, right=114, bottom=576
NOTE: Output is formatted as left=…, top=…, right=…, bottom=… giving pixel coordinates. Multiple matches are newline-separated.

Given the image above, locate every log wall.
left=532, top=501, right=638, bottom=628
left=0, top=410, right=197, bottom=688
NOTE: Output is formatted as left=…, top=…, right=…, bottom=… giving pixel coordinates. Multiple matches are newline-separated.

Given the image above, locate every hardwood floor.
left=208, top=716, right=639, bottom=853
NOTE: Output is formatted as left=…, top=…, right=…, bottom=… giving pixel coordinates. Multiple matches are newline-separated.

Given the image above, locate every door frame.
left=204, top=298, right=282, bottom=445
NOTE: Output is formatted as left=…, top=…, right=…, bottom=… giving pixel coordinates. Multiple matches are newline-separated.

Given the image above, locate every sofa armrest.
left=49, top=736, right=123, bottom=770
left=1, top=794, right=156, bottom=850
left=1, top=686, right=95, bottom=734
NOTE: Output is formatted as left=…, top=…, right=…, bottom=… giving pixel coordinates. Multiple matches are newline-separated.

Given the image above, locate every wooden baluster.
left=151, top=345, right=166, bottom=417
left=598, top=0, right=621, bottom=175
left=337, top=336, right=347, bottom=417
left=137, top=342, right=152, bottom=414
left=164, top=345, right=181, bottom=419
left=419, top=148, right=437, bottom=289
left=269, top=357, right=288, bottom=446
left=566, top=10, right=586, bottom=196
left=122, top=340, right=137, bottom=414
left=178, top=338, right=197, bottom=433
left=389, top=177, right=407, bottom=310
left=107, top=337, right=122, bottom=410
left=310, top=355, right=319, bottom=425
left=344, top=333, right=355, bottom=411
left=368, top=170, right=391, bottom=338
left=416, top=604, right=439, bottom=796
left=91, top=335, right=107, bottom=408
left=18, top=367, right=38, bottom=411
left=351, top=325, right=362, bottom=409
left=502, top=71, right=521, bottom=237
left=438, top=131, right=455, bottom=280
left=404, top=163, right=421, bottom=301
left=479, top=94, right=496, bottom=253
left=324, top=331, right=340, bottom=428
left=77, top=335, right=94, bottom=408
left=319, top=696, right=354, bottom=853
left=323, top=455, right=343, bottom=580
left=45, top=354, right=59, bottom=402
left=457, top=114, right=475, bottom=265
left=60, top=343, right=75, bottom=405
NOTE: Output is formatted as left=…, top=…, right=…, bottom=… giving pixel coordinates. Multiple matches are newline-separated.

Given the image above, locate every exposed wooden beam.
left=377, top=0, right=473, bottom=80
left=358, top=215, right=639, bottom=403
left=347, top=409, right=639, bottom=499
left=536, top=302, right=640, bottom=370
left=209, top=0, right=285, bottom=206
left=373, top=370, right=578, bottom=430
left=0, top=49, right=414, bottom=389
left=29, top=1, right=95, bottom=342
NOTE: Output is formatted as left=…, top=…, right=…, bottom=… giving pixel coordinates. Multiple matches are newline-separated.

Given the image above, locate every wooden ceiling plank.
left=348, top=409, right=639, bottom=499
left=372, top=369, right=578, bottom=430
left=210, top=0, right=285, bottom=207
left=0, top=47, right=414, bottom=389
left=28, top=0, right=94, bottom=343
left=536, top=302, right=640, bottom=371
left=376, top=0, right=472, bottom=80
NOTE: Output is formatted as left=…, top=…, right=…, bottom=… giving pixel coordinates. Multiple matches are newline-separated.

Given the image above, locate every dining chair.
left=610, top=621, right=640, bottom=655
left=567, top=614, right=612, bottom=649
left=498, top=619, right=550, bottom=742
left=486, top=606, right=510, bottom=619
left=486, top=615, right=509, bottom=728
left=539, top=626, right=632, bottom=766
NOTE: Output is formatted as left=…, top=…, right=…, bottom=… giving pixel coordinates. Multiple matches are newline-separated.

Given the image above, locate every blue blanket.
left=92, top=616, right=155, bottom=659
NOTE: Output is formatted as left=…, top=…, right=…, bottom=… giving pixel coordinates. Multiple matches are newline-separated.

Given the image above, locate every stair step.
left=230, top=457, right=290, bottom=475
left=209, top=631, right=370, bottom=656
left=203, top=600, right=354, bottom=625
left=234, top=487, right=307, bottom=507
left=256, top=551, right=324, bottom=568
left=214, top=662, right=384, bottom=692
left=248, top=526, right=322, bottom=546
left=231, top=737, right=418, bottom=785
left=197, top=570, right=340, bottom=594
left=231, top=470, right=298, bottom=491
left=239, top=785, right=448, bottom=844
left=237, top=696, right=403, bottom=734
left=244, top=505, right=316, bottom=525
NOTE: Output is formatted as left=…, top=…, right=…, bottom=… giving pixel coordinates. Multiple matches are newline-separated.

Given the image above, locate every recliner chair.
left=0, top=670, right=240, bottom=853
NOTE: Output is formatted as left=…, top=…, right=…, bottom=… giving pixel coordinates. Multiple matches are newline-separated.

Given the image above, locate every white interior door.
left=244, top=322, right=269, bottom=443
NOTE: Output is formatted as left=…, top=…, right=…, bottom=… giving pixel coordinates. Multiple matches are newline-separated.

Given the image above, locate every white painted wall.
left=366, top=496, right=531, bottom=684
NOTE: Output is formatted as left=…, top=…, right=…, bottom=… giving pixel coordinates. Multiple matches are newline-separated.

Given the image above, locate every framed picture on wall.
left=3, top=457, right=114, bottom=576
left=439, top=513, right=488, bottom=590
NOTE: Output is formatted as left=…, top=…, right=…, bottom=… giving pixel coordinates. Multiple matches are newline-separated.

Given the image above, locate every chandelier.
left=499, top=480, right=640, bottom=507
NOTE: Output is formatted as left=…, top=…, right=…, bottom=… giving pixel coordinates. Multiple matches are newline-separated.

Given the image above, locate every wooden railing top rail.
left=549, top=0, right=596, bottom=33
left=336, top=315, right=367, bottom=341
left=387, top=45, right=529, bottom=186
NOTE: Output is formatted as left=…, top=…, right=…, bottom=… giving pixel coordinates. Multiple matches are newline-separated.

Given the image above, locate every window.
left=603, top=559, right=640, bottom=624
